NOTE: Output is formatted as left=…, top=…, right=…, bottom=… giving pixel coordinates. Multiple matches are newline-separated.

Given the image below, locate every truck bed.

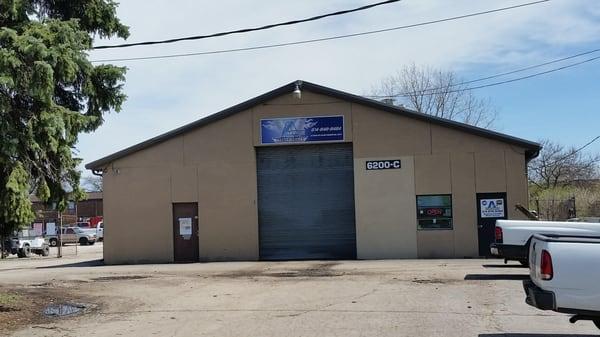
left=527, top=234, right=600, bottom=314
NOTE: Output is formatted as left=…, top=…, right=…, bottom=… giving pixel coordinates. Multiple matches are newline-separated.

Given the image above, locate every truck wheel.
left=79, top=237, right=88, bottom=245
left=18, top=245, right=31, bottom=258
left=594, top=320, right=600, bottom=330
left=49, top=238, right=57, bottom=247
left=41, top=245, right=50, bottom=257
left=24, top=245, right=31, bottom=257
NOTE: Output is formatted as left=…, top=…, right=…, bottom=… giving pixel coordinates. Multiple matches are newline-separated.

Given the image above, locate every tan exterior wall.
left=103, top=166, right=174, bottom=264
left=505, top=149, right=530, bottom=220
left=350, top=105, right=528, bottom=259
left=101, top=90, right=531, bottom=263
left=450, top=152, right=478, bottom=257
left=354, top=156, right=417, bottom=259
left=183, top=110, right=258, bottom=261
left=103, top=110, right=258, bottom=264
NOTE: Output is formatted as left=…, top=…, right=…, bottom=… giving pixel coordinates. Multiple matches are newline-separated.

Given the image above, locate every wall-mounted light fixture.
left=292, top=83, right=302, bottom=100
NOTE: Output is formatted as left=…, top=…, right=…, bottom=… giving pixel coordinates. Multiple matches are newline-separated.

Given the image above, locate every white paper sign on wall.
left=480, top=199, right=505, bottom=218
left=179, top=218, right=192, bottom=236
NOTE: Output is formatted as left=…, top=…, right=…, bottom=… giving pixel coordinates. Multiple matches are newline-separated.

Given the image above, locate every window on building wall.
left=67, top=201, right=76, bottom=210
left=416, top=195, right=453, bottom=230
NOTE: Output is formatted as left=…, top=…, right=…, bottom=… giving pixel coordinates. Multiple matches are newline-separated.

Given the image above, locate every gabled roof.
left=86, top=80, right=541, bottom=170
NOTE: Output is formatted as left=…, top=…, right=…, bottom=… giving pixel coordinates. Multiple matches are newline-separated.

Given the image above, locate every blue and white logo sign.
left=480, top=198, right=505, bottom=218
left=260, top=116, right=344, bottom=144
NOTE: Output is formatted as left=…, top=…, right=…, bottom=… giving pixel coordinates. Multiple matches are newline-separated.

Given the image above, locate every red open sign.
left=426, top=208, right=444, bottom=216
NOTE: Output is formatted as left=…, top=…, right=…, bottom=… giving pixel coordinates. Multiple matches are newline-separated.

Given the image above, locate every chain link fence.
left=532, top=195, right=600, bottom=221
left=532, top=197, right=576, bottom=221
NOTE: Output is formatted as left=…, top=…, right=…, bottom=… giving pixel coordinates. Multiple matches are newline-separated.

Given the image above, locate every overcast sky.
left=80, top=0, right=600, bottom=174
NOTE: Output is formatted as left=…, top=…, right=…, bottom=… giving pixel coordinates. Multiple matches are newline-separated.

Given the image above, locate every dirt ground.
left=0, top=243, right=598, bottom=337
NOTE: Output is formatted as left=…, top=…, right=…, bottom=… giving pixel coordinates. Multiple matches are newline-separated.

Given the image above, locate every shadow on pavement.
left=36, top=259, right=104, bottom=269
left=482, top=264, right=528, bottom=269
left=479, top=333, right=597, bottom=337
left=464, top=274, right=530, bottom=281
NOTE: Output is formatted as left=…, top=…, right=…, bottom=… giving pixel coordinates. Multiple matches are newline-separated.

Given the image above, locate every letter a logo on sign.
left=480, top=198, right=505, bottom=218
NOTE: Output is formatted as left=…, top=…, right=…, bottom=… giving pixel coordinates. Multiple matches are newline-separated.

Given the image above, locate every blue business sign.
left=260, top=116, right=344, bottom=144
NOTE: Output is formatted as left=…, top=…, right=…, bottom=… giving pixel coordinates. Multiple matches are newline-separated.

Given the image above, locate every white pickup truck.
left=2, top=235, right=50, bottom=258
left=490, top=220, right=600, bottom=264
left=523, top=234, right=600, bottom=330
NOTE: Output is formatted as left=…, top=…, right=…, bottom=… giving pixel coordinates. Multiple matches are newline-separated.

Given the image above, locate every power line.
left=531, top=136, right=600, bottom=168
left=91, top=0, right=550, bottom=63
left=458, top=48, right=600, bottom=87
left=561, top=136, right=600, bottom=161
left=368, top=53, right=600, bottom=98
left=93, top=0, right=402, bottom=50
left=369, top=47, right=600, bottom=97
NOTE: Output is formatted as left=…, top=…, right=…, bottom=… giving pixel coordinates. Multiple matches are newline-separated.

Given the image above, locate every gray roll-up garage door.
left=257, top=143, right=356, bottom=260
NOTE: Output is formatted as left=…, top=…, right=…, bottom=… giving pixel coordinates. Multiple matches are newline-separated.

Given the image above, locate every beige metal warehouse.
left=86, top=80, right=540, bottom=264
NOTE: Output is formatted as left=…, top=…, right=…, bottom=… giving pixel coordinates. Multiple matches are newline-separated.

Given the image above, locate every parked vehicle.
left=88, top=216, right=103, bottom=227
left=523, top=234, right=600, bottom=330
left=2, top=231, right=50, bottom=258
left=96, top=221, right=104, bottom=241
left=490, top=220, right=600, bottom=264
left=46, top=227, right=97, bottom=246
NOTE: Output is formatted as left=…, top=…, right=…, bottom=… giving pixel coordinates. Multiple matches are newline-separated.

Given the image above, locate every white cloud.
left=79, top=0, right=600, bottom=170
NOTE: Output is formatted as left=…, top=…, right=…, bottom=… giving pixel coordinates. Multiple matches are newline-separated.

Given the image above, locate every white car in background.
left=96, top=221, right=104, bottom=241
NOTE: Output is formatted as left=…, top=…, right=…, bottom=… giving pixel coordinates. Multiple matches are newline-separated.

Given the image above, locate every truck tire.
left=41, top=245, right=50, bottom=257
left=79, top=237, right=88, bottom=245
left=49, top=238, right=58, bottom=247
left=594, top=320, right=600, bottom=330
left=18, top=245, right=31, bottom=258
left=519, top=238, right=533, bottom=267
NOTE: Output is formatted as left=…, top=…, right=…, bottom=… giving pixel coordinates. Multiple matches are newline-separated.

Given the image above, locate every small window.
left=66, top=228, right=75, bottom=234
left=67, top=201, right=76, bottom=210
left=416, top=195, right=453, bottom=230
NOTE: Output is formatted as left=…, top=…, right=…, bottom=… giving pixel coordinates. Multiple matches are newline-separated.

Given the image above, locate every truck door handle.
left=478, top=225, right=483, bottom=229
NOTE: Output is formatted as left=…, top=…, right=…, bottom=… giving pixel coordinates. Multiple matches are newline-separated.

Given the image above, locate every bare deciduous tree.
left=82, top=175, right=103, bottom=192
left=529, top=139, right=600, bottom=190
left=371, top=64, right=497, bottom=128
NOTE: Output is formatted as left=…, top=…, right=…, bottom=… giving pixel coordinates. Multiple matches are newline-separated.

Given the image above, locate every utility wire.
left=369, top=47, right=600, bottom=98
left=369, top=54, right=600, bottom=98
left=530, top=136, right=600, bottom=168
left=457, top=48, right=600, bottom=87
left=93, top=0, right=402, bottom=50
left=91, top=0, right=550, bottom=63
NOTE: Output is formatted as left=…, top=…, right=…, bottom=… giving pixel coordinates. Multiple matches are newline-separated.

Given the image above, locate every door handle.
left=478, top=225, right=484, bottom=229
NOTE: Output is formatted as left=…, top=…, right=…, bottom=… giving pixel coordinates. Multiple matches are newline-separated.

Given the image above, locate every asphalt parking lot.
left=0, top=244, right=597, bottom=337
